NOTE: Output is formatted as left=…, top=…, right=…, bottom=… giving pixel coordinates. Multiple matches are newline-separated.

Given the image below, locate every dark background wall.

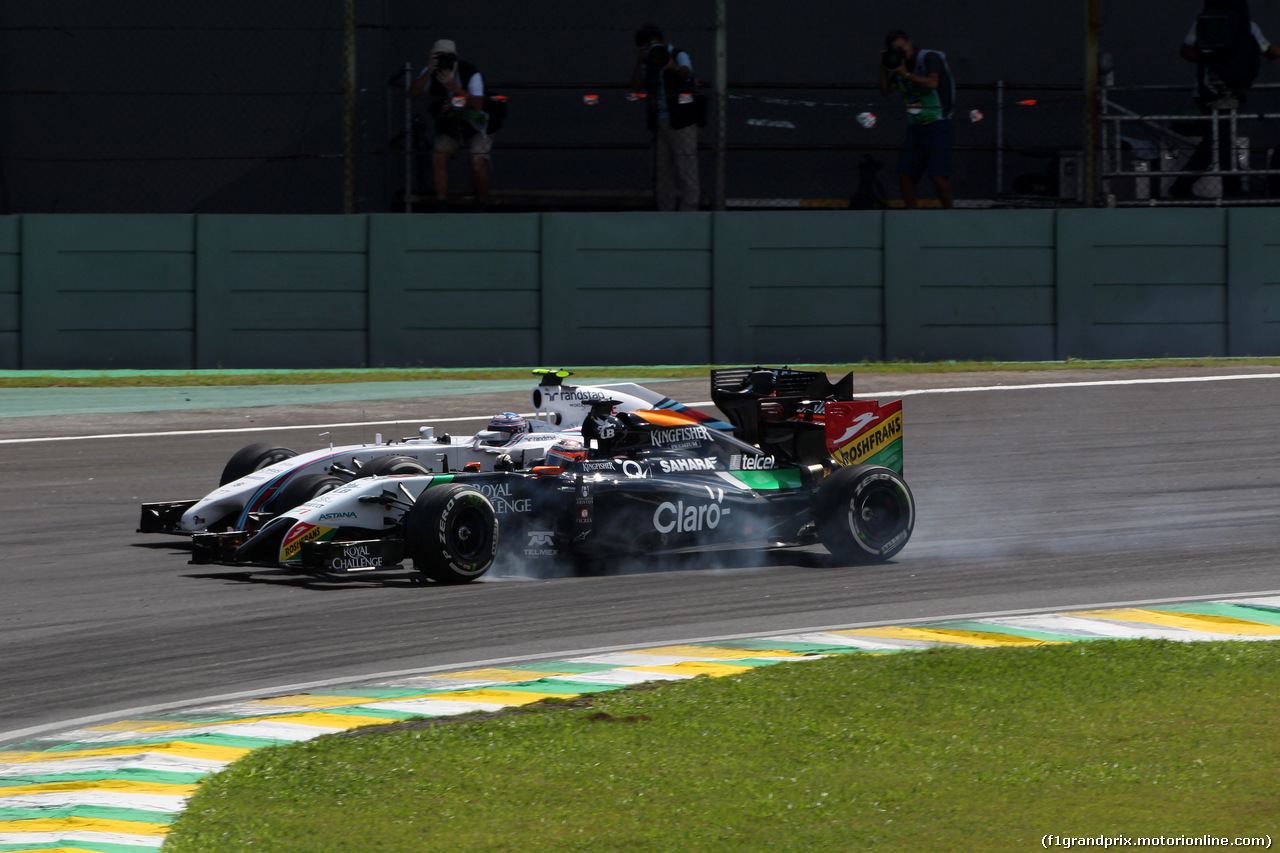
left=4, top=2, right=1274, bottom=214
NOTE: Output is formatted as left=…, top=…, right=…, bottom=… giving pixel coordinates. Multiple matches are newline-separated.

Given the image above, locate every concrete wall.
left=4, top=209, right=1279, bottom=370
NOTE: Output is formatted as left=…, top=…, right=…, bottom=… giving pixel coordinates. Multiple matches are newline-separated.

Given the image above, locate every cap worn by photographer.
left=432, top=38, right=457, bottom=55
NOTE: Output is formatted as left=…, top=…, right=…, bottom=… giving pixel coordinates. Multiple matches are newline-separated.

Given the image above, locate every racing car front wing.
left=137, top=500, right=197, bottom=535
left=191, top=530, right=407, bottom=575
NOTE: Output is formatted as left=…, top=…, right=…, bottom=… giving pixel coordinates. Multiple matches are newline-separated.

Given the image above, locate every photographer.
left=408, top=39, right=493, bottom=212
left=631, top=23, right=701, bottom=211
left=1167, top=0, right=1279, bottom=200
left=879, top=29, right=956, bottom=209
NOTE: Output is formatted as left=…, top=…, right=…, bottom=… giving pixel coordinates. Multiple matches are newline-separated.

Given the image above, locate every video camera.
left=882, top=44, right=907, bottom=70
left=644, top=43, right=671, bottom=68
left=434, top=52, right=458, bottom=72
left=635, top=24, right=669, bottom=69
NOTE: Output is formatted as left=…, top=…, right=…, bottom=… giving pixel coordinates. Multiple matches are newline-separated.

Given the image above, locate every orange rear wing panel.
left=824, top=400, right=903, bottom=474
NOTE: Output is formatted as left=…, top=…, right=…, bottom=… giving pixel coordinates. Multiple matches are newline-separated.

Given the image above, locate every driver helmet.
left=481, top=412, right=530, bottom=445
left=545, top=438, right=586, bottom=469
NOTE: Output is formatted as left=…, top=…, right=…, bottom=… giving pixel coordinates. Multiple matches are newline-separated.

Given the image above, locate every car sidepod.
left=576, top=466, right=813, bottom=557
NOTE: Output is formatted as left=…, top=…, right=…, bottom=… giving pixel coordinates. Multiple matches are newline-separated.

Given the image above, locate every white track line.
left=0, top=415, right=495, bottom=445
left=3, top=372, right=1279, bottom=446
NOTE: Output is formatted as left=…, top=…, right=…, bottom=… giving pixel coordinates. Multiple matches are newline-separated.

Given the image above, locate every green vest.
left=896, top=49, right=953, bottom=126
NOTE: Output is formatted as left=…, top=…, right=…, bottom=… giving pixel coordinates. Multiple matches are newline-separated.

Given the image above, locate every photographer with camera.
left=1167, top=0, right=1279, bottom=200
left=879, top=29, right=956, bottom=209
left=631, top=23, right=702, bottom=211
left=408, top=39, right=494, bottom=212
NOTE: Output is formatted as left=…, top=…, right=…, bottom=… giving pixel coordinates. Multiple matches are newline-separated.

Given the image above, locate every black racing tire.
left=220, top=443, right=298, bottom=486
left=265, top=473, right=345, bottom=515
left=813, top=465, right=915, bottom=564
left=404, top=484, right=499, bottom=584
left=360, top=455, right=430, bottom=477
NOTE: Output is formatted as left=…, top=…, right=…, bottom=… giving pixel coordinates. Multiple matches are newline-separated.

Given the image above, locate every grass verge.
left=4, top=357, right=1280, bottom=387
left=163, top=640, right=1280, bottom=852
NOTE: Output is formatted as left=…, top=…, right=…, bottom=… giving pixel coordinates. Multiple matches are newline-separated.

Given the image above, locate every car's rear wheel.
left=266, top=473, right=345, bottom=515
left=814, top=465, right=914, bottom=563
left=404, top=484, right=498, bottom=584
left=220, top=443, right=298, bottom=486
left=360, top=455, right=430, bottom=477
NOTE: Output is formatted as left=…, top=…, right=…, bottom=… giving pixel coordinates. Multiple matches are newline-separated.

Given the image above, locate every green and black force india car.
left=190, top=367, right=913, bottom=583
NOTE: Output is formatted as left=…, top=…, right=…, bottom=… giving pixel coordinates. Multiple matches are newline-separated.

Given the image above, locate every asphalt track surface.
left=3, top=368, right=1280, bottom=743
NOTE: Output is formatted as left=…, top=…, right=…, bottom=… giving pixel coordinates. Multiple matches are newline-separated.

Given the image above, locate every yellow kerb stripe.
left=0, top=816, right=170, bottom=835
left=835, top=626, right=1060, bottom=647
left=86, top=719, right=196, bottom=733
left=3, top=741, right=250, bottom=764
left=631, top=661, right=755, bottom=677
left=1066, top=608, right=1280, bottom=636
left=256, top=712, right=400, bottom=729
left=0, top=779, right=198, bottom=797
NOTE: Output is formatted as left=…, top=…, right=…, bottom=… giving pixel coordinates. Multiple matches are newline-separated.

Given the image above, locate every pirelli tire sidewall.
left=406, top=484, right=500, bottom=584
left=814, top=464, right=915, bottom=563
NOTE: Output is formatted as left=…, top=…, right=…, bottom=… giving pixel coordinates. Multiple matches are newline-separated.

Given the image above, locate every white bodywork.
left=267, top=475, right=440, bottom=564
left=178, top=379, right=730, bottom=533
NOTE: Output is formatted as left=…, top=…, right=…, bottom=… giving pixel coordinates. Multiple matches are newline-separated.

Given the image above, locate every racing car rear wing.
left=710, top=366, right=856, bottom=464
left=824, top=400, right=903, bottom=475
left=711, top=366, right=854, bottom=403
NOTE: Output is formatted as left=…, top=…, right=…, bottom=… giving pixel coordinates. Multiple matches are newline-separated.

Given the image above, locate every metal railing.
left=391, top=77, right=1086, bottom=212
left=1099, top=81, right=1280, bottom=207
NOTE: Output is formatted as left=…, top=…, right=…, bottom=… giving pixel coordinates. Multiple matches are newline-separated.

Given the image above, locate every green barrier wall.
left=886, top=209, right=1057, bottom=362
left=714, top=211, right=884, bottom=364
left=20, top=215, right=196, bottom=369
left=368, top=213, right=542, bottom=368
left=4, top=209, right=1280, bottom=370
left=196, top=215, right=369, bottom=369
left=542, top=212, right=713, bottom=365
left=0, top=218, right=19, bottom=369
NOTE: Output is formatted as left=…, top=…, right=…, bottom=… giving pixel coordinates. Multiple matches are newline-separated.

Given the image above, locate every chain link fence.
left=4, top=3, right=1277, bottom=213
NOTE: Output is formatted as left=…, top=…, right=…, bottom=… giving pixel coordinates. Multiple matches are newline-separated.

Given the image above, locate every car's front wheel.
left=266, top=473, right=345, bottom=515
left=360, top=455, right=430, bottom=477
left=814, top=465, right=914, bottom=564
left=404, top=484, right=499, bottom=584
left=220, top=443, right=298, bottom=486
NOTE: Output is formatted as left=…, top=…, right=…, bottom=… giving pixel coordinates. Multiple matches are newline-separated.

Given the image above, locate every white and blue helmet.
left=488, top=412, right=530, bottom=435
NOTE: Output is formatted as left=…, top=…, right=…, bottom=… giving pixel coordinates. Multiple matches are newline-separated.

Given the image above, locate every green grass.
left=163, top=640, right=1280, bottom=852
left=3, top=357, right=1280, bottom=387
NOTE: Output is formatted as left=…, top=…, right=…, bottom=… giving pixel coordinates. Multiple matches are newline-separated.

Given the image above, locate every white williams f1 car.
left=138, top=370, right=732, bottom=536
